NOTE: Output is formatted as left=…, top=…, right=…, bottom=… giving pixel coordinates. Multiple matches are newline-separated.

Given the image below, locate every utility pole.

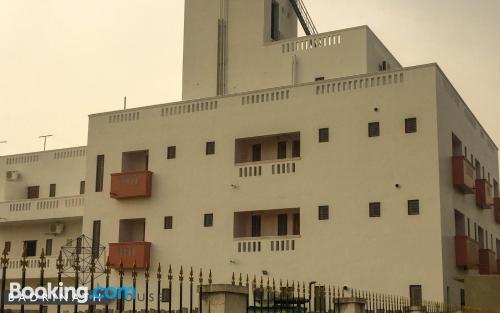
left=39, top=135, right=53, bottom=151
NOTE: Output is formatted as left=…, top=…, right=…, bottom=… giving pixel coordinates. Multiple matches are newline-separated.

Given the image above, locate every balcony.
left=497, top=259, right=500, bottom=274
left=0, top=195, right=84, bottom=224
left=108, top=241, right=151, bottom=269
left=452, top=156, right=475, bottom=194
left=478, top=249, right=496, bottom=275
left=110, top=171, right=153, bottom=199
left=455, top=236, right=479, bottom=268
left=494, top=198, right=500, bottom=223
left=475, top=179, right=493, bottom=210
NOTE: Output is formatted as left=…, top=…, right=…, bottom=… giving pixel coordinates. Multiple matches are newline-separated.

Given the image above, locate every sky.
left=1, top=0, right=499, bottom=157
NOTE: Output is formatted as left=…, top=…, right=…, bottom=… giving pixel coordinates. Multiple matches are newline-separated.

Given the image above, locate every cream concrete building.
left=1, top=0, right=500, bottom=308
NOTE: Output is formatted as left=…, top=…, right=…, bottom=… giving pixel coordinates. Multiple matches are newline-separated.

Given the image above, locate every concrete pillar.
left=337, top=297, right=366, bottom=313
left=200, top=284, right=248, bottom=313
left=408, top=306, right=426, bottom=313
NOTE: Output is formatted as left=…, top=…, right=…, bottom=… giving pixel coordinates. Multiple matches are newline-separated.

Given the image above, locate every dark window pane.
left=292, top=140, right=301, bottom=158
left=24, top=240, right=37, bottom=257
left=252, top=144, right=262, bottom=162
left=319, top=128, right=329, bottom=143
left=164, top=216, right=173, bottom=229
left=271, top=0, right=280, bottom=40
left=368, top=122, right=380, bottom=137
left=204, top=213, right=213, bottom=227
left=410, top=285, right=422, bottom=307
left=49, top=184, right=56, bottom=197
left=45, top=239, right=53, bottom=256
left=27, top=186, right=40, bottom=199
left=318, top=206, right=329, bottom=220
left=161, top=288, right=171, bottom=303
left=80, top=181, right=86, bottom=195
left=408, top=200, right=420, bottom=215
left=252, top=215, right=261, bottom=237
left=4, top=241, right=11, bottom=252
left=277, top=141, right=287, bottom=159
left=206, top=141, right=215, bottom=155
left=95, top=155, right=105, bottom=192
left=405, top=118, right=417, bottom=134
left=293, top=213, right=300, bottom=235
left=369, top=202, right=381, bottom=217
left=92, top=220, right=101, bottom=258
left=277, top=214, right=288, bottom=236
left=167, top=146, right=176, bottom=159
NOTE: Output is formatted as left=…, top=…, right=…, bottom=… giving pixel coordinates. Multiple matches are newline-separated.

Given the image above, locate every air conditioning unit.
left=6, top=171, right=20, bottom=181
left=49, top=223, right=65, bottom=235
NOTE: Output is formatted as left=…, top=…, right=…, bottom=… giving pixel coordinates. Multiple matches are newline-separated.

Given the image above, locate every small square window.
left=319, top=128, right=329, bottom=143
left=161, top=288, right=171, bottom=303
left=405, top=118, right=417, bottom=134
left=318, top=205, right=329, bottom=220
left=167, top=146, right=176, bottom=159
left=369, top=202, right=381, bottom=217
left=408, top=200, right=420, bottom=215
left=204, top=213, right=214, bottom=227
left=368, top=122, right=380, bottom=137
left=206, top=141, right=215, bottom=155
left=164, top=216, right=173, bottom=229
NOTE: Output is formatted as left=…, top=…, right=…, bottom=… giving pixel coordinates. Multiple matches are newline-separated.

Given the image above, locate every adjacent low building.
left=1, top=0, right=499, bottom=309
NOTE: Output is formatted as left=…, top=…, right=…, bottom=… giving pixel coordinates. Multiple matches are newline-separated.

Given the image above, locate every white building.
left=1, top=0, right=499, bottom=308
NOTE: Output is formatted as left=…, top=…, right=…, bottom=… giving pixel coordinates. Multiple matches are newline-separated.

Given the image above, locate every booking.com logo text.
left=4, top=282, right=136, bottom=305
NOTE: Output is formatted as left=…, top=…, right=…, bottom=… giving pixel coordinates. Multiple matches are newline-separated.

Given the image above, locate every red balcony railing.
left=494, top=198, right=500, bottom=223
left=475, top=179, right=493, bottom=210
left=108, top=242, right=151, bottom=269
left=452, top=156, right=475, bottom=194
left=110, top=171, right=153, bottom=199
left=455, top=236, right=479, bottom=268
left=479, top=249, right=496, bottom=275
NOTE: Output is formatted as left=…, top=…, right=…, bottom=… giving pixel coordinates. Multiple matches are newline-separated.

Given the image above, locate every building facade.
left=1, top=0, right=500, bottom=308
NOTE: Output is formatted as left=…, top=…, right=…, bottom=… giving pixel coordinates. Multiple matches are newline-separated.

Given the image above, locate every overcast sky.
left=1, top=0, right=499, bottom=157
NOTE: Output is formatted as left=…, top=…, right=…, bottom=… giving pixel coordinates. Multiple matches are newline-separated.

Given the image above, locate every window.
left=293, top=213, right=300, bottom=235
left=206, top=141, right=215, bottom=155
left=270, top=0, right=280, bottom=40
left=204, top=213, right=213, bottom=227
left=277, top=141, right=287, bottom=159
left=4, top=241, right=11, bottom=253
left=369, top=202, right=381, bottom=217
left=318, top=128, right=329, bottom=143
left=95, top=155, right=105, bottom=192
left=92, top=220, right=101, bottom=257
left=277, top=214, right=288, bottom=236
left=460, top=289, right=465, bottom=307
left=164, top=216, right=173, bottom=229
left=167, top=146, right=176, bottom=159
left=161, top=288, right=171, bottom=303
left=292, top=140, right=301, bottom=158
left=45, top=239, right=53, bottom=256
left=368, top=122, right=380, bottom=137
left=314, top=286, right=326, bottom=312
left=318, top=206, right=329, bottom=220
left=405, top=118, right=417, bottom=133
left=24, top=240, right=37, bottom=257
left=315, top=77, right=325, bottom=81
left=251, top=215, right=261, bottom=237
left=409, top=285, right=422, bottom=307
left=27, top=186, right=40, bottom=199
left=408, top=200, right=420, bottom=215
left=252, top=144, right=262, bottom=162
left=80, top=181, right=86, bottom=195
left=49, top=184, right=56, bottom=197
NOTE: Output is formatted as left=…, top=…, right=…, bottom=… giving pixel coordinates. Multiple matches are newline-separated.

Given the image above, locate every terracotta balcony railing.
left=455, top=236, right=479, bottom=268
left=494, top=198, right=500, bottom=223
left=108, top=241, right=151, bottom=269
left=479, top=249, right=496, bottom=275
left=452, top=156, right=475, bottom=194
left=475, top=179, right=493, bottom=210
left=110, top=171, right=153, bottom=199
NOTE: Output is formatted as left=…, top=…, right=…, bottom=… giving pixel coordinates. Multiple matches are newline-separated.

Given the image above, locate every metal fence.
left=1, top=249, right=497, bottom=313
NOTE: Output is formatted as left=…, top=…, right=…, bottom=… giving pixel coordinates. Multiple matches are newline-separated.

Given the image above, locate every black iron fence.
left=0, top=249, right=495, bottom=313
